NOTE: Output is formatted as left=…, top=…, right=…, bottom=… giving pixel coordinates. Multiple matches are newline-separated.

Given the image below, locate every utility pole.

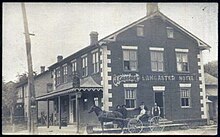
left=21, top=3, right=37, bottom=134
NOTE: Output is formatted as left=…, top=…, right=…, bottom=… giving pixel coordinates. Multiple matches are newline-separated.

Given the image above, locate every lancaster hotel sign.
left=113, top=73, right=197, bottom=86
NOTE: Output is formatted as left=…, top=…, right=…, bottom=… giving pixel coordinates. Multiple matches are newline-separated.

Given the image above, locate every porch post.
left=76, top=92, right=82, bottom=133
left=76, top=94, right=79, bottom=133
left=58, top=96, right=61, bottom=129
left=47, top=99, right=50, bottom=128
left=36, top=101, right=38, bottom=127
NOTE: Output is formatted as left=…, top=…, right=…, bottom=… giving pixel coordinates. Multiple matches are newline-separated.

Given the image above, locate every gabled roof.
left=49, top=10, right=211, bottom=70
left=99, top=11, right=211, bottom=50
left=204, top=73, right=218, bottom=86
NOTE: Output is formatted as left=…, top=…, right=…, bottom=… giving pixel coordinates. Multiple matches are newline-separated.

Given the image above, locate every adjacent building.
left=204, top=73, right=218, bottom=122
left=15, top=66, right=54, bottom=122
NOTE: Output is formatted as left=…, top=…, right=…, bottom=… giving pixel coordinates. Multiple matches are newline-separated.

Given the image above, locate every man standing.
left=152, top=103, right=160, bottom=117
left=152, top=103, right=161, bottom=124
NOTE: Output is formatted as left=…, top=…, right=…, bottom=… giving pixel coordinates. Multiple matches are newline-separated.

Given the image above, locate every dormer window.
left=167, top=27, right=174, bottom=38
left=137, top=25, right=144, bottom=37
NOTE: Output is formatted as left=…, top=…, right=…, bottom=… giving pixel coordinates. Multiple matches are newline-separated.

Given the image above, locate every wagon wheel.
left=149, top=116, right=165, bottom=132
left=127, top=118, right=143, bottom=133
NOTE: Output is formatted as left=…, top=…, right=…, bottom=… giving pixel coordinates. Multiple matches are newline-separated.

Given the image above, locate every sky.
left=2, top=3, right=218, bottom=82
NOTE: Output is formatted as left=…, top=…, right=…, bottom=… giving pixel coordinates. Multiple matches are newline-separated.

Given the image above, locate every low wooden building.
left=205, top=73, right=218, bottom=123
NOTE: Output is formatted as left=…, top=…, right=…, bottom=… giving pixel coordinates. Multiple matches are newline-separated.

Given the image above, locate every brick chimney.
left=40, top=66, right=45, bottom=73
left=90, top=31, right=98, bottom=45
left=57, top=55, right=63, bottom=62
left=146, top=3, right=159, bottom=16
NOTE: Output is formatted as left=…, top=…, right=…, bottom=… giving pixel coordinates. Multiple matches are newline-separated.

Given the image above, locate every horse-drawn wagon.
left=87, top=105, right=165, bottom=134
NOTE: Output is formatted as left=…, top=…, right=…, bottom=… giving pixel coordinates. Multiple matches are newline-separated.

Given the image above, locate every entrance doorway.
left=69, top=99, right=76, bottom=123
left=154, top=92, right=165, bottom=118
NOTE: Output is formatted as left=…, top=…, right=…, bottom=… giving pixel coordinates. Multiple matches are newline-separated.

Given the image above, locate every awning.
left=80, top=76, right=102, bottom=88
left=36, top=76, right=102, bottom=101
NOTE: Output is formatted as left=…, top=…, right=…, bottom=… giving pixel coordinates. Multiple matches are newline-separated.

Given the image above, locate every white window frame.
left=63, top=64, right=68, bottom=83
left=137, top=25, right=144, bottom=37
left=180, top=87, right=191, bottom=108
left=167, top=27, right=174, bottom=38
left=71, top=60, right=77, bottom=75
left=17, top=89, right=23, bottom=99
left=122, top=47, right=138, bottom=71
left=82, top=56, right=88, bottom=77
left=124, top=88, right=137, bottom=109
left=150, top=50, right=164, bottom=72
left=176, top=52, right=189, bottom=73
left=92, top=51, right=99, bottom=74
left=55, top=67, right=61, bottom=86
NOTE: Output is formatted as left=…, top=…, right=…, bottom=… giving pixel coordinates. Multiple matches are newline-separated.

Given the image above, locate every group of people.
left=136, top=102, right=161, bottom=120
left=115, top=102, right=161, bottom=121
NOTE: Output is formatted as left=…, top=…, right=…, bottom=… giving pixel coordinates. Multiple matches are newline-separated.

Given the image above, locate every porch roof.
left=36, top=87, right=102, bottom=101
left=36, top=76, right=103, bottom=101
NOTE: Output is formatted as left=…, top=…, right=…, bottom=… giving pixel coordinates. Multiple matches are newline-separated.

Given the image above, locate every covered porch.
left=36, top=76, right=103, bottom=133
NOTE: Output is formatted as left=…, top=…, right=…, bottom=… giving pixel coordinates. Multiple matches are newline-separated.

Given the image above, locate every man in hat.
left=135, top=102, right=149, bottom=120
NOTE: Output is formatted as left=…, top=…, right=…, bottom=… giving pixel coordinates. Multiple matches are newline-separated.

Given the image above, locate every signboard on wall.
left=113, top=73, right=198, bottom=86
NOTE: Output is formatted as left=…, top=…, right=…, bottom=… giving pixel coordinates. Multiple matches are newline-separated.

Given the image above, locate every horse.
left=88, top=105, right=126, bottom=133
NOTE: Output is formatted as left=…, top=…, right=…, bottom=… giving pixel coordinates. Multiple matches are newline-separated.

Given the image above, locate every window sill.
left=123, top=70, right=139, bottom=73
left=151, top=70, right=165, bottom=73
left=177, top=71, right=190, bottom=74
left=181, top=106, right=191, bottom=109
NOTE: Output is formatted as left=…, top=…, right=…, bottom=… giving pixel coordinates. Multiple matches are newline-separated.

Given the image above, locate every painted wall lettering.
left=113, top=73, right=197, bottom=86
left=113, top=73, right=140, bottom=86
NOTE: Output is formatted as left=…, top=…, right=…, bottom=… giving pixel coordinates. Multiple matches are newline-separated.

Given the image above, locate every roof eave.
left=48, top=44, right=100, bottom=70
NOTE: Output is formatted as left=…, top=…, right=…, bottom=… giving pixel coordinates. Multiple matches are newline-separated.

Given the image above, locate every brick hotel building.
left=35, top=4, right=210, bottom=127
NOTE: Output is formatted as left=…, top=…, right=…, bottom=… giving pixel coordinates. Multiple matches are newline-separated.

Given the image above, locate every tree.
left=2, top=79, right=17, bottom=119
left=204, top=60, right=218, bottom=78
left=16, top=71, right=37, bottom=82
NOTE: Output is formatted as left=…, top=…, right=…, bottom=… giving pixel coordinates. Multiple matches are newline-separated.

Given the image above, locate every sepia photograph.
left=2, top=2, right=218, bottom=135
